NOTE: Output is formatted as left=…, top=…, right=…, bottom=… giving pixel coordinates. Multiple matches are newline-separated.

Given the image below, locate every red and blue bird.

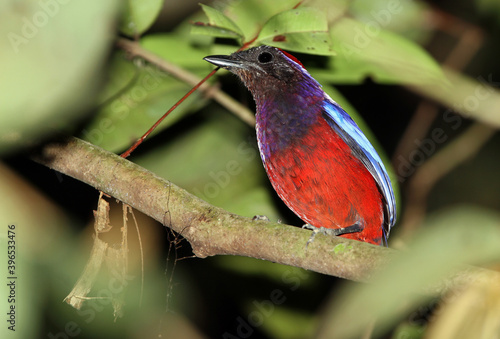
left=204, top=46, right=396, bottom=246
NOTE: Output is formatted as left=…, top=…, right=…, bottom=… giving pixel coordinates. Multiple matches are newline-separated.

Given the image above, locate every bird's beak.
left=203, top=55, right=246, bottom=70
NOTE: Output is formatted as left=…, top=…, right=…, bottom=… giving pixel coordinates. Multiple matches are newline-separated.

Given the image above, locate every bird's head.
left=204, top=45, right=319, bottom=97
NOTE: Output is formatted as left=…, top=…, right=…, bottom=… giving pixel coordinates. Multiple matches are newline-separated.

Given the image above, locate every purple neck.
left=255, top=80, right=324, bottom=160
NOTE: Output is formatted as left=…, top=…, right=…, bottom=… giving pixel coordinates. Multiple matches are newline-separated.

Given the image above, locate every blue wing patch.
left=321, top=95, right=396, bottom=235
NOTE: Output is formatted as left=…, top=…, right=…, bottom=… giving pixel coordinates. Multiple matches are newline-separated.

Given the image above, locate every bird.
left=204, top=45, right=396, bottom=246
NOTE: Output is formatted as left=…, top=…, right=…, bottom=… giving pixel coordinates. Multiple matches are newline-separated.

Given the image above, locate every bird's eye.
left=258, top=52, right=273, bottom=63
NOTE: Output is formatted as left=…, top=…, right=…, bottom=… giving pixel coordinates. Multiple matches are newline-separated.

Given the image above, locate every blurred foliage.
left=1, top=0, right=500, bottom=338
left=120, top=0, right=163, bottom=37
left=476, top=0, right=500, bottom=24
left=84, top=50, right=208, bottom=152
left=316, top=206, right=500, bottom=338
left=0, top=0, right=121, bottom=154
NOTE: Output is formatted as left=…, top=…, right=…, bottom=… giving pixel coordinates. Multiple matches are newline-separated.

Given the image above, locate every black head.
left=203, top=46, right=308, bottom=92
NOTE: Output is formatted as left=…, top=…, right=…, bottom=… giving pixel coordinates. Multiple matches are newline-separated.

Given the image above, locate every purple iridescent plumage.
left=204, top=46, right=396, bottom=245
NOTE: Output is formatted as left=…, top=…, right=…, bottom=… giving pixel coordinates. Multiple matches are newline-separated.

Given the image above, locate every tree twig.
left=32, top=136, right=391, bottom=282
left=116, top=38, right=256, bottom=127
left=31, top=137, right=498, bottom=291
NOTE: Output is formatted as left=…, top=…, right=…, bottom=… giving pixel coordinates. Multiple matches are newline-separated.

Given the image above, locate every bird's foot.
left=302, top=224, right=315, bottom=230
left=252, top=215, right=270, bottom=222
left=304, top=224, right=363, bottom=248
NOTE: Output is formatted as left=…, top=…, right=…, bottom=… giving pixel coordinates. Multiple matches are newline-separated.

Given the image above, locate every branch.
left=32, top=137, right=391, bottom=282
left=115, top=38, right=256, bottom=127
left=31, top=137, right=497, bottom=292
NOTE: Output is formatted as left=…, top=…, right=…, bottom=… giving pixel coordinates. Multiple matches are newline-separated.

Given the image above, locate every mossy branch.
left=32, top=137, right=497, bottom=293
left=32, top=136, right=392, bottom=282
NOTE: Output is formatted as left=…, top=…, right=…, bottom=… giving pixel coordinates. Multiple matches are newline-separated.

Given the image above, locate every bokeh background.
left=1, top=0, right=500, bottom=338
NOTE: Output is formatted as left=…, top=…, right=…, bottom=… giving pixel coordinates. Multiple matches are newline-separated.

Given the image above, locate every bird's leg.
left=303, top=223, right=363, bottom=248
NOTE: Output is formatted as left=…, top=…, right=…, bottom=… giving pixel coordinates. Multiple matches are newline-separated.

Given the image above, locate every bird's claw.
left=302, top=224, right=315, bottom=230
left=304, top=223, right=363, bottom=249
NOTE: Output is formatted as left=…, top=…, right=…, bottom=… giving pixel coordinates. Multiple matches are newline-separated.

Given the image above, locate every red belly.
left=263, top=118, right=384, bottom=245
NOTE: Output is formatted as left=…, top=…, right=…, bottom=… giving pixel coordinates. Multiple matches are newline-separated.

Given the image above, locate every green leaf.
left=349, top=0, right=431, bottom=41
left=120, top=0, right=163, bottom=37
left=411, top=68, right=500, bottom=128
left=190, top=23, right=242, bottom=40
left=317, top=205, right=500, bottom=338
left=190, top=4, right=243, bottom=40
left=392, top=323, right=426, bottom=339
left=259, top=32, right=334, bottom=55
left=0, top=0, right=121, bottom=155
left=320, top=17, right=444, bottom=85
left=140, top=33, right=211, bottom=71
left=257, top=7, right=335, bottom=55
left=81, top=53, right=207, bottom=152
left=96, top=53, right=138, bottom=106
left=258, top=7, right=328, bottom=39
left=256, top=307, right=316, bottom=339
left=209, top=43, right=242, bottom=57
left=223, top=0, right=297, bottom=41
